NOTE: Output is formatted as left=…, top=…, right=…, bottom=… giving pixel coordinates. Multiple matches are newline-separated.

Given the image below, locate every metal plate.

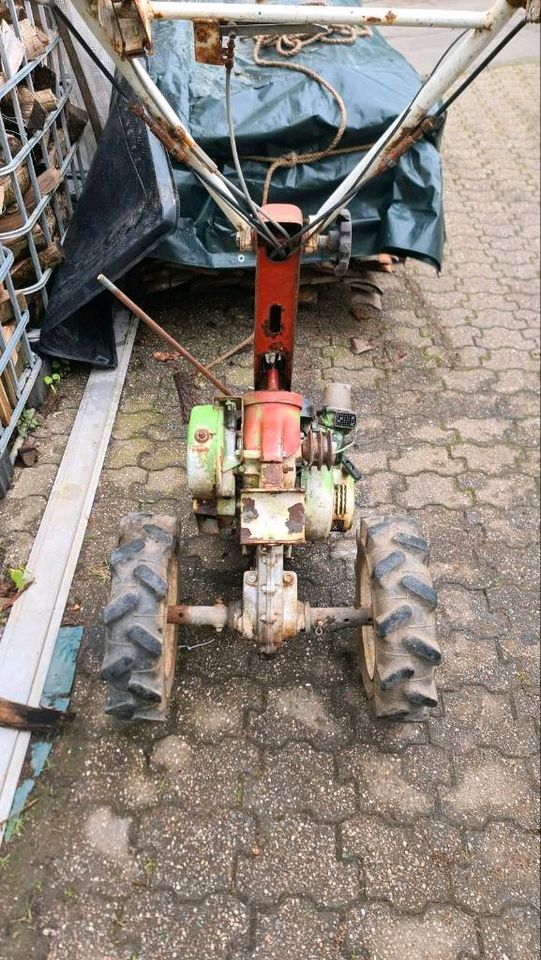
left=240, top=489, right=305, bottom=545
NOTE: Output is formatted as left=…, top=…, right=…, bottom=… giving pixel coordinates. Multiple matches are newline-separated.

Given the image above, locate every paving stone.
left=440, top=750, right=540, bottom=829
left=438, top=633, right=511, bottom=691
left=112, top=410, right=164, bottom=440
left=175, top=677, right=262, bottom=742
left=149, top=737, right=258, bottom=811
left=244, top=742, right=355, bottom=822
left=4, top=463, right=58, bottom=501
left=349, top=447, right=389, bottom=473
left=401, top=473, right=472, bottom=508
left=102, top=464, right=148, bottom=488
left=341, top=815, right=464, bottom=911
left=140, top=440, right=185, bottom=471
left=344, top=903, right=480, bottom=960
left=480, top=907, right=541, bottom=960
left=448, top=417, right=513, bottom=443
left=453, top=821, right=540, bottom=915
left=475, top=474, right=538, bottom=508
left=248, top=898, right=343, bottom=960
left=485, top=348, right=540, bottom=370
left=106, top=438, right=152, bottom=468
left=33, top=893, right=126, bottom=960
left=337, top=744, right=449, bottom=823
left=121, top=892, right=250, bottom=960
left=487, top=580, right=539, bottom=644
left=137, top=807, right=255, bottom=898
left=70, top=736, right=156, bottom=810
left=247, top=686, right=352, bottom=749
left=144, top=466, right=185, bottom=496
left=440, top=368, right=496, bottom=392
left=449, top=442, right=518, bottom=473
left=476, top=325, right=533, bottom=350
left=431, top=688, right=538, bottom=757
left=0, top=530, right=35, bottom=570
left=389, top=445, right=463, bottom=476
left=438, top=584, right=502, bottom=636
left=493, top=369, right=540, bottom=393
left=359, top=470, right=404, bottom=508
left=236, top=815, right=358, bottom=908
left=503, top=390, right=541, bottom=418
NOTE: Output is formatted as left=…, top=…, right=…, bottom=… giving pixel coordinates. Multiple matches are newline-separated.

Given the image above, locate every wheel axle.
left=167, top=601, right=372, bottom=637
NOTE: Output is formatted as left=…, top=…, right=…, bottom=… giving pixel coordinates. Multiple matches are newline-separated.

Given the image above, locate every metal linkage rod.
left=150, top=3, right=492, bottom=30
left=97, top=275, right=233, bottom=396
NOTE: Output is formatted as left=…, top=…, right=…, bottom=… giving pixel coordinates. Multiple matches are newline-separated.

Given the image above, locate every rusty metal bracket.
left=97, top=0, right=153, bottom=58
left=193, top=18, right=225, bottom=64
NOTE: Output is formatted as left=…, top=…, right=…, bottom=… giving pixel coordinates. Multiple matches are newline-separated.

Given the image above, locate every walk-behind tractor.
left=64, top=0, right=539, bottom=721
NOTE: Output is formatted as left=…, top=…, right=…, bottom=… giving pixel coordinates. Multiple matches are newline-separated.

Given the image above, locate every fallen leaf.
left=349, top=337, right=373, bottom=355
left=153, top=351, right=180, bottom=363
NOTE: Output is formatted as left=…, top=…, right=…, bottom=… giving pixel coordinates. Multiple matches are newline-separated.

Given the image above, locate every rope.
left=249, top=3, right=371, bottom=203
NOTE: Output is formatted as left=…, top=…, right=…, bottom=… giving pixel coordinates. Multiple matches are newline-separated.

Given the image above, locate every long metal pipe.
left=150, top=3, right=493, bottom=29
left=97, top=275, right=233, bottom=396
left=314, top=0, right=520, bottom=228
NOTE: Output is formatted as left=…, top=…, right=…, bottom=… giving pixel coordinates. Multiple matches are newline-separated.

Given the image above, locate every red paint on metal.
left=243, top=390, right=302, bottom=463
left=253, top=203, right=304, bottom=392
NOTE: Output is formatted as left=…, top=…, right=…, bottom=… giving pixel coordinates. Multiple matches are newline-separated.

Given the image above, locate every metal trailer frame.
left=67, top=0, right=538, bottom=245
left=0, top=0, right=90, bottom=473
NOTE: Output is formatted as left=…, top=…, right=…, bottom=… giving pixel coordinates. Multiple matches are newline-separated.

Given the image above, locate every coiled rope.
left=246, top=4, right=371, bottom=203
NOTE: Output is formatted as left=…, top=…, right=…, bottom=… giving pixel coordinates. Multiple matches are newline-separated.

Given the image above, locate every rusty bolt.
left=283, top=573, right=294, bottom=586
left=194, top=428, right=210, bottom=443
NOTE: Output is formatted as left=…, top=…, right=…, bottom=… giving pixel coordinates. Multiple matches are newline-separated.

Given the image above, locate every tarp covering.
left=40, top=2, right=445, bottom=366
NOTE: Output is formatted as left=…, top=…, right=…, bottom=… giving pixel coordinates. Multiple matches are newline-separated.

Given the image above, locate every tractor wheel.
left=101, top=512, right=179, bottom=721
left=355, top=514, right=440, bottom=720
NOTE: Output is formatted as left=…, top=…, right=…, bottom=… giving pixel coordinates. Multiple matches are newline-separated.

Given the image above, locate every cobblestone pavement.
left=0, top=61, right=539, bottom=960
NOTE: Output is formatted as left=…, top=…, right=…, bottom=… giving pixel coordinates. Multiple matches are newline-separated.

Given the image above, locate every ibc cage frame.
left=0, top=0, right=89, bottom=488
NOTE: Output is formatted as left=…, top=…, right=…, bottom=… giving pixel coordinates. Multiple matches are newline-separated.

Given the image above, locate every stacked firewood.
left=0, top=8, right=88, bottom=427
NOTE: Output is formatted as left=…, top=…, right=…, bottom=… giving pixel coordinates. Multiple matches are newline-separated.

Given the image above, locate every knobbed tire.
left=356, top=514, right=440, bottom=720
left=101, top=512, right=179, bottom=721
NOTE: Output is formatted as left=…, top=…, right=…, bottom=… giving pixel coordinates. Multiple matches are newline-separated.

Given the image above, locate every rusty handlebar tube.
left=64, top=0, right=537, bottom=251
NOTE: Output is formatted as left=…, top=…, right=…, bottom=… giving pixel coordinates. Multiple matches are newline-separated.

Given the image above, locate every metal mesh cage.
left=0, top=0, right=92, bottom=485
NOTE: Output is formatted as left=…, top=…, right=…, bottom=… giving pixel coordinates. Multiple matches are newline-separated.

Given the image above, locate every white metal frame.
left=68, top=0, right=533, bottom=238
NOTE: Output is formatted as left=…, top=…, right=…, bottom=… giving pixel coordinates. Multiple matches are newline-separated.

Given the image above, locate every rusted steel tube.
left=167, top=604, right=230, bottom=628
left=307, top=606, right=372, bottom=632
left=97, top=274, right=232, bottom=396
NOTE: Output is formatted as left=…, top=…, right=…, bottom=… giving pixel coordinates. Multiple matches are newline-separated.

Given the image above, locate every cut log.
left=0, top=167, right=63, bottom=232
left=27, top=88, right=58, bottom=133
left=33, top=63, right=57, bottom=91
left=0, top=19, right=24, bottom=75
left=0, top=378, right=13, bottom=427
left=0, top=1, right=24, bottom=24
left=66, top=101, right=88, bottom=143
left=0, top=289, right=27, bottom=324
left=0, top=162, right=31, bottom=211
left=11, top=240, right=64, bottom=286
left=0, top=134, right=21, bottom=165
left=17, top=18, right=49, bottom=60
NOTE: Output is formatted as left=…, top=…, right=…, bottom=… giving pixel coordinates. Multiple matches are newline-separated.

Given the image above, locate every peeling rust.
left=193, top=18, right=224, bottom=65
left=286, top=502, right=305, bottom=534
left=243, top=497, right=259, bottom=522
left=365, top=10, right=397, bottom=24
left=372, top=116, right=436, bottom=178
